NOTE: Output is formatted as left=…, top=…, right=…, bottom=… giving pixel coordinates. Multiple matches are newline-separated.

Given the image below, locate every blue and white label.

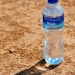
left=43, top=14, right=64, bottom=29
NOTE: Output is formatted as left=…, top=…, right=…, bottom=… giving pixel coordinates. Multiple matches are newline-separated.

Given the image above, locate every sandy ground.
left=0, top=0, right=75, bottom=75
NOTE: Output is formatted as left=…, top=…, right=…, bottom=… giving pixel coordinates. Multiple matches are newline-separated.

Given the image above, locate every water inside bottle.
left=43, top=28, right=64, bottom=65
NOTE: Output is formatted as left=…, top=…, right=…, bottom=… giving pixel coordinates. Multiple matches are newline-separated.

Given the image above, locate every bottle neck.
left=47, top=3, right=58, bottom=8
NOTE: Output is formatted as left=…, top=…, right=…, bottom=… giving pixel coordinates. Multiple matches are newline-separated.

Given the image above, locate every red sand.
left=0, top=0, right=75, bottom=75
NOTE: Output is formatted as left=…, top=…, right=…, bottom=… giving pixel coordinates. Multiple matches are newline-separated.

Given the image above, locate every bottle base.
left=44, top=55, right=64, bottom=65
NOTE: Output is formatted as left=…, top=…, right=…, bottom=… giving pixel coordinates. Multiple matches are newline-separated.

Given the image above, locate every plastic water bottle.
left=43, top=0, right=64, bottom=65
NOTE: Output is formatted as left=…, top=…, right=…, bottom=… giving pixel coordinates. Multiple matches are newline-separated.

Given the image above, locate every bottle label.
left=43, top=14, right=64, bottom=29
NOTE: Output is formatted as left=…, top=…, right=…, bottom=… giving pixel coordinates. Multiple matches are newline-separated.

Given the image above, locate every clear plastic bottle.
left=43, top=0, right=64, bottom=65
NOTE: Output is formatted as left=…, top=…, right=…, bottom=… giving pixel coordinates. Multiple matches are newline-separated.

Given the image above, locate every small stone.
left=9, top=48, right=15, bottom=53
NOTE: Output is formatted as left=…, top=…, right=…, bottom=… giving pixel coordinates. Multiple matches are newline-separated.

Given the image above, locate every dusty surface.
left=0, top=0, right=75, bottom=75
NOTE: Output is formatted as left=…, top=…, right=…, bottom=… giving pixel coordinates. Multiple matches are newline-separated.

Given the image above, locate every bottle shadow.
left=15, top=59, right=61, bottom=75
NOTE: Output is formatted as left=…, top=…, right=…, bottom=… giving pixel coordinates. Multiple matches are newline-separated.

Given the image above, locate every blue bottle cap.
left=48, top=0, right=58, bottom=4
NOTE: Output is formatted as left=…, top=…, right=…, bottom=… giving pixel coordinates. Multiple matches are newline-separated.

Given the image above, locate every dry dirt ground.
left=0, top=0, right=75, bottom=75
